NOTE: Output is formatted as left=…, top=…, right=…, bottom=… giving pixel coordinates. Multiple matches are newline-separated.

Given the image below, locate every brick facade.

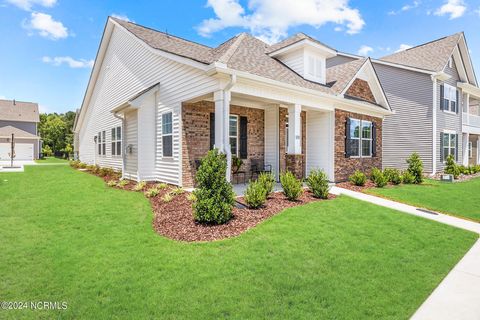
left=345, top=79, right=376, bottom=104
left=181, top=101, right=264, bottom=187
left=334, top=109, right=383, bottom=182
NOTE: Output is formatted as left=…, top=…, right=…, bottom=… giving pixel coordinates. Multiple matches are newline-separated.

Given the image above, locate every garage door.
left=0, top=143, right=34, bottom=161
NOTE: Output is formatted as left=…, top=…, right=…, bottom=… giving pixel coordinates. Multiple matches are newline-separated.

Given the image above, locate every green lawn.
left=34, top=157, right=68, bottom=164
left=0, top=166, right=477, bottom=319
left=367, top=178, right=480, bottom=222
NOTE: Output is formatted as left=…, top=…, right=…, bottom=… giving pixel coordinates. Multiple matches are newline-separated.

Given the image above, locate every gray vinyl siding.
left=0, top=120, right=37, bottom=135
left=374, top=63, right=434, bottom=173
left=436, top=57, right=463, bottom=171
left=326, top=55, right=357, bottom=68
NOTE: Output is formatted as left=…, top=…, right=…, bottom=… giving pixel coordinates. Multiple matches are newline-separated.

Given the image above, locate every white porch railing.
left=463, top=113, right=480, bottom=128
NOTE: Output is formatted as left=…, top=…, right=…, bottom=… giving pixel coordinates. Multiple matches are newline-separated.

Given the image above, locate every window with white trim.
left=442, top=84, right=457, bottom=113
left=162, top=112, right=173, bottom=157
left=229, top=115, right=238, bottom=156
left=442, top=132, right=457, bottom=162
left=111, top=126, right=121, bottom=156
left=98, top=131, right=106, bottom=156
left=348, top=119, right=372, bottom=157
left=468, top=141, right=473, bottom=158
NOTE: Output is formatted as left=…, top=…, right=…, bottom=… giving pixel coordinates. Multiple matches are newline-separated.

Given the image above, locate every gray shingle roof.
left=0, top=125, right=39, bottom=138
left=0, top=99, right=40, bottom=123
left=380, top=33, right=462, bottom=72
left=266, top=32, right=336, bottom=54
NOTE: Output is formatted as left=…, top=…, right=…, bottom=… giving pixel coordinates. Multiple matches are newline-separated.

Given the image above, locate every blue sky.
left=0, top=0, right=479, bottom=113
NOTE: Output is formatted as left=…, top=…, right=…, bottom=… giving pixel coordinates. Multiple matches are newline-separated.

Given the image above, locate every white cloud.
left=111, top=13, right=133, bottom=22
left=388, top=1, right=420, bottom=15
left=5, top=0, right=56, bottom=11
left=42, top=56, right=94, bottom=68
left=24, top=12, right=68, bottom=40
left=197, top=0, right=365, bottom=44
left=395, top=44, right=413, bottom=52
left=0, top=95, right=6, bottom=100
left=357, top=45, right=373, bottom=56
left=434, top=0, right=466, bottom=19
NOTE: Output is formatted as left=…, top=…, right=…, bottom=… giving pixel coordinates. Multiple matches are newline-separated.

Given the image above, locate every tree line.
left=39, top=111, right=76, bottom=157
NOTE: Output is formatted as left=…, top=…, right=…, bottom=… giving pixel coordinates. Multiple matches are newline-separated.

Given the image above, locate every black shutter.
left=440, top=132, right=444, bottom=162
left=372, top=122, right=377, bottom=157
left=440, top=84, right=445, bottom=111
left=456, top=90, right=459, bottom=114
left=209, top=113, right=215, bottom=150
left=455, top=134, right=459, bottom=161
left=239, top=116, right=248, bottom=159
left=345, top=118, right=351, bottom=158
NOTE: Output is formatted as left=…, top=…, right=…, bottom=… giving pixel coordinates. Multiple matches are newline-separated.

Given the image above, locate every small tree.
left=193, top=149, right=235, bottom=224
left=42, top=145, right=53, bottom=157
left=444, top=154, right=460, bottom=179
left=64, top=143, right=73, bottom=159
left=406, top=153, right=424, bottom=184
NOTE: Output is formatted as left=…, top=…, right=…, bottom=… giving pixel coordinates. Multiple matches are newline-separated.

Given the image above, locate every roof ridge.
left=216, top=33, right=247, bottom=64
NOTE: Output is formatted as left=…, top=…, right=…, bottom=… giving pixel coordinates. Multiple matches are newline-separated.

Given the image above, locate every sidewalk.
left=330, top=186, right=480, bottom=320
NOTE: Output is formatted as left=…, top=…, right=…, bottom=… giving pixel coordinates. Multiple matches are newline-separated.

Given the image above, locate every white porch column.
left=466, top=93, right=470, bottom=125
left=213, top=90, right=225, bottom=152
left=223, top=90, right=232, bottom=182
left=477, top=137, right=480, bottom=165
left=287, top=104, right=302, bottom=154
left=462, top=132, right=470, bottom=166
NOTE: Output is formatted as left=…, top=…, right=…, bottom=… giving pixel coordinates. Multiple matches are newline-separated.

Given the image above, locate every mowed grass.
left=0, top=166, right=477, bottom=319
left=34, top=157, right=68, bottom=164
left=367, top=178, right=480, bottom=222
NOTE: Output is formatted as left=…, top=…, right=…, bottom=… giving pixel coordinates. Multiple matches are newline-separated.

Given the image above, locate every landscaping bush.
left=384, top=168, right=402, bottom=185
left=98, top=167, right=115, bottom=178
left=107, top=180, right=117, bottom=187
left=155, top=183, right=168, bottom=190
left=186, top=193, right=197, bottom=202
left=145, top=188, right=159, bottom=198
left=78, top=162, right=87, bottom=169
left=133, top=181, right=147, bottom=191
left=444, top=154, right=460, bottom=179
left=280, top=171, right=303, bottom=201
left=406, top=152, right=424, bottom=184
left=162, top=193, right=173, bottom=203
left=372, top=169, right=388, bottom=188
left=117, top=179, right=129, bottom=187
left=193, top=149, right=235, bottom=224
left=258, top=172, right=275, bottom=197
left=402, top=171, right=415, bottom=184
left=244, top=180, right=267, bottom=209
left=170, top=187, right=185, bottom=195
left=305, top=169, right=329, bottom=199
left=69, top=160, right=80, bottom=168
left=349, top=170, right=367, bottom=186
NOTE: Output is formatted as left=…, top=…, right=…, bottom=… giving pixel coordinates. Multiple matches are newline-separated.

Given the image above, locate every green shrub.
left=170, top=187, right=185, bottom=195
left=162, top=193, right=173, bottom=203
left=144, top=188, right=159, bottom=198
left=107, top=180, right=117, bottom=187
left=372, top=169, right=388, bottom=188
left=192, top=149, right=235, bottom=224
left=42, top=145, right=53, bottom=157
left=244, top=180, right=267, bottom=209
left=349, top=170, right=367, bottom=186
left=306, top=169, right=329, bottom=199
left=402, top=171, right=415, bottom=184
left=155, top=183, right=168, bottom=190
left=258, top=172, right=275, bottom=197
left=78, top=162, right=87, bottom=169
left=280, top=171, right=303, bottom=201
left=133, top=181, right=147, bottom=191
left=384, top=168, right=402, bottom=185
left=69, top=160, right=80, bottom=168
left=444, top=154, right=460, bottom=179
left=406, top=153, right=424, bottom=184
left=98, top=167, right=115, bottom=177
left=370, top=167, right=382, bottom=182
left=186, top=193, right=197, bottom=202
left=117, top=179, right=129, bottom=188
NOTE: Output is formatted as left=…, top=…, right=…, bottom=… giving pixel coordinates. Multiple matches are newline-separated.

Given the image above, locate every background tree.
left=39, top=111, right=76, bottom=154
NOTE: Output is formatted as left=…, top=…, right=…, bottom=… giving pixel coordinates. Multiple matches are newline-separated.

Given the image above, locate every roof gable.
left=0, top=100, right=40, bottom=123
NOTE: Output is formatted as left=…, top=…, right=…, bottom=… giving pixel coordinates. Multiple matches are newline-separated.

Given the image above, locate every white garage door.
left=0, top=143, right=34, bottom=161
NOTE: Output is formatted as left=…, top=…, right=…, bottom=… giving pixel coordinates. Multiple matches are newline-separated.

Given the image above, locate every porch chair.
left=250, top=159, right=272, bottom=180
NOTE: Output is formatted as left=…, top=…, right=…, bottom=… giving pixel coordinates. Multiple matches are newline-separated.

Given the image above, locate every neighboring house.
left=329, top=33, right=479, bottom=173
left=74, top=17, right=392, bottom=186
left=0, top=99, right=41, bottom=161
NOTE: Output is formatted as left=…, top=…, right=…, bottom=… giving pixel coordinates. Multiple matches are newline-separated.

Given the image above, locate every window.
left=162, top=112, right=173, bottom=157
left=348, top=118, right=373, bottom=157
left=442, top=84, right=457, bottom=113
left=229, top=115, right=238, bottom=156
left=442, top=132, right=457, bottom=162
left=468, top=141, right=473, bottom=158
left=111, top=126, right=121, bottom=156
left=98, top=131, right=106, bottom=156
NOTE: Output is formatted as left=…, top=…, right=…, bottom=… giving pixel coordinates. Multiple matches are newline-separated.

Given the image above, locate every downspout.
left=113, top=112, right=126, bottom=180
left=431, top=76, right=438, bottom=175
left=223, top=73, right=237, bottom=182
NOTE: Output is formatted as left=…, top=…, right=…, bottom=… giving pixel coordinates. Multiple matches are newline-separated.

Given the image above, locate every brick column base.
left=285, top=154, right=304, bottom=180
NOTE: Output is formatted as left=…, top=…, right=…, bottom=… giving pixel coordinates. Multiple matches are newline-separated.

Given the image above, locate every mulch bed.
left=336, top=180, right=376, bottom=192
left=431, top=172, right=480, bottom=182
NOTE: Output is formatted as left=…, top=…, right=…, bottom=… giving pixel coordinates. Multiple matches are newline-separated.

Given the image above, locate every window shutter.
left=456, top=90, right=459, bottom=114
left=455, top=134, right=459, bottom=161
left=239, top=116, right=248, bottom=159
left=209, top=113, right=215, bottom=150
left=440, top=84, right=444, bottom=111
left=345, top=118, right=351, bottom=158
left=440, top=132, right=444, bottom=161
left=372, top=122, right=377, bottom=157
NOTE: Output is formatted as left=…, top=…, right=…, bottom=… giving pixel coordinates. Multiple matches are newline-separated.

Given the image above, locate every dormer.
left=268, top=34, right=337, bottom=85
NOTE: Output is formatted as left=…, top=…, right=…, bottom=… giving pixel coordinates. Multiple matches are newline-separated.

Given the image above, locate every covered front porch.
left=460, top=83, right=480, bottom=166
left=181, top=90, right=335, bottom=188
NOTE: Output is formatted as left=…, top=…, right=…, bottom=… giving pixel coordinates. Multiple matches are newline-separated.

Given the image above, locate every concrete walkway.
left=330, top=186, right=480, bottom=320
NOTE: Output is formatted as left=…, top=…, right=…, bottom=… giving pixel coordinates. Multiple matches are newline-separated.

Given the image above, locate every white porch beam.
left=462, top=132, right=470, bottom=166
left=288, top=104, right=302, bottom=154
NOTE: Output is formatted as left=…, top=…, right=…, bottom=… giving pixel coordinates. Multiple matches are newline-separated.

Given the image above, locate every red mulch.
left=336, top=180, right=376, bottom=192
left=152, top=190, right=336, bottom=242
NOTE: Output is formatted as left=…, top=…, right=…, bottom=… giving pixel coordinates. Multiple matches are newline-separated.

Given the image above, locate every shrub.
left=258, top=172, right=275, bottom=197
left=280, top=171, right=303, bottom=201
left=69, top=160, right=80, bottom=168
left=42, top=145, right=53, bottom=157
left=133, top=181, right=147, bottom=191
left=170, top=187, right=185, bottom=195
left=78, top=162, right=87, bottom=169
left=244, top=180, right=267, bottom=209
left=349, top=170, right=367, bottom=186
left=306, top=169, right=329, bottom=199
left=372, top=169, right=388, bottom=188
left=155, top=183, right=168, bottom=190
left=186, top=193, right=197, bottom=202
left=384, top=168, right=402, bottom=185
left=406, top=153, right=424, bottom=184
left=402, top=171, right=415, bottom=184
left=370, top=167, right=382, bottom=181
left=117, top=179, right=129, bottom=188
left=98, top=167, right=115, bottom=177
left=162, top=193, right=173, bottom=202
left=144, top=188, right=159, bottom=198
left=107, top=180, right=117, bottom=187
left=192, top=149, right=235, bottom=224
left=444, top=154, right=460, bottom=179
